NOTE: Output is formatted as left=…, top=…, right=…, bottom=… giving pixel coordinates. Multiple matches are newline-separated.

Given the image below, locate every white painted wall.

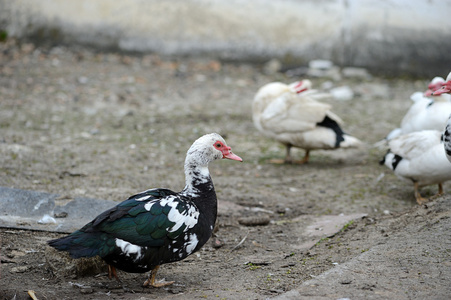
left=1, top=0, right=450, bottom=76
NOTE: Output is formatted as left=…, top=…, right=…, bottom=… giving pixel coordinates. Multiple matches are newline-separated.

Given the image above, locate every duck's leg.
left=143, top=265, right=175, bottom=288
left=108, top=265, right=121, bottom=282
left=296, top=149, right=310, bottom=164
left=269, top=144, right=292, bottom=164
left=284, top=144, right=293, bottom=164
left=430, top=183, right=444, bottom=200
left=438, top=182, right=444, bottom=196
left=414, top=182, right=429, bottom=205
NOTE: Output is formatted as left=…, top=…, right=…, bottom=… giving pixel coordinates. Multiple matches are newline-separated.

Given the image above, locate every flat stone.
left=291, top=213, right=367, bottom=251
left=0, top=187, right=117, bottom=233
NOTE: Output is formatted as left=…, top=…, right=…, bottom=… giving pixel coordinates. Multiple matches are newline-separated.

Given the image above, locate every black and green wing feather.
left=47, top=188, right=194, bottom=258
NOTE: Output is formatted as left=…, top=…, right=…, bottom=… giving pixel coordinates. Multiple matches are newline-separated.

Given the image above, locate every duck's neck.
left=181, top=163, right=216, bottom=199
left=433, top=94, right=451, bottom=102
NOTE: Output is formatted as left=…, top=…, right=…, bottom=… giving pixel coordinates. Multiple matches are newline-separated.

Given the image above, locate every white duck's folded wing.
left=388, top=130, right=442, bottom=159
left=300, top=89, right=332, bottom=101
left=260, top=92, right=333, bottom=134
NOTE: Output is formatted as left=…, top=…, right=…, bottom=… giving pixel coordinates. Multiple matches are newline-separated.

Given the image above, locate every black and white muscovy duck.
left=383, top=74, right=451, bottom=141
left=252, top=80, right=362, bottom=164
left=48, top=133, right=242, bottom=287
left=379, top=130, right=451, bottom=204
left=432, top=73, right=451, bottom=163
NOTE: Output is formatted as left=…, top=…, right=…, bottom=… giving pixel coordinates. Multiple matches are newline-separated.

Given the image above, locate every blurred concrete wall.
left=1, top=0, right=450, bottom=77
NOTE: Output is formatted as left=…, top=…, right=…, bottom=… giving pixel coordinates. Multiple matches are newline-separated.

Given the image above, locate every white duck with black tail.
left=380, top=130, right=451, bottom=204
left=253, top=80, right=362, bottom=164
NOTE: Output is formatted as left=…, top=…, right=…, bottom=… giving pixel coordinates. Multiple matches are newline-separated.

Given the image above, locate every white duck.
left=384, top=75, right=451, bottom=141
left=380, top=130, right=451, bottom=204
left=252, top=80, right=362, bottom=164
left=432, top=74, right=451, bottom=163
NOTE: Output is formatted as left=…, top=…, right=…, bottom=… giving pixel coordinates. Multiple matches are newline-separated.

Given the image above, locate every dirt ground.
left=0, top=39, right=450, bottom=299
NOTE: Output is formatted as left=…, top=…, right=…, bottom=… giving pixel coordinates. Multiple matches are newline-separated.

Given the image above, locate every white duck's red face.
left=289, top=80, right=312, bottom=94
left=432, top=81, right=451, bottom=96
left=424, top=77, right=445, bottom=96
left=214, top=140, right=242, bottom=161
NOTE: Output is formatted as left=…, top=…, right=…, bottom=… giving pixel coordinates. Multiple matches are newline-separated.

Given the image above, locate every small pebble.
left=38, top=214, right=57, bottom=224
left=238, top=216, right=270, bottom=226
left=11, top=266, right=30, bottom=273
left=309, top=59, right=333, bottom=70
left=339, top=276, right=353, bottom=284
left=212, top=238, right=224, bottom=249
left=263, top=58, right=282, bottom=74
left=80, top=288, right=94, bottom=294
left=54, top=211, right=68, bottom=218
left=330, top=86, right=354, bottom=101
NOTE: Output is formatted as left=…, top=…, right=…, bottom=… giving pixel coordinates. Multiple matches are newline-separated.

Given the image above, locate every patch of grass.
left=316, top=237, right=329, bottom=246
left=341, top=220, right=355, bottom=232
left=0, top=30, right=7, bottom=42
left=246, top=263, right=261, bottom=271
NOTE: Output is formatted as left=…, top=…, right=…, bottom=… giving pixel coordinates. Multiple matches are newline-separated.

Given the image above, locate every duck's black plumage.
left=445, top=123, right=451, bottom=159
left=316, top=115, right=345, bottom=148
left=48, top=133, right=242, bottom=286
left=48, top=187, right=215, bottom=273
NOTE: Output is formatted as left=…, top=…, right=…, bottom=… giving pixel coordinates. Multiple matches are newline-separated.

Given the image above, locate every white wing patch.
left=185, top=233, right=199, bottom=256
left=135, top=195, right=152, bottom=201
left=115, top=238, right=145, bottom=261
left=144, top=201, right=156, bottom=211
left=143, top=195, right=200, bottom=233
left=167, top=202, right=200, bottom=233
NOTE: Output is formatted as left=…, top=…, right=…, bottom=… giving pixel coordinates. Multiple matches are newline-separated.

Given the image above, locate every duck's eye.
left=215, top=143, right=222, bottom=148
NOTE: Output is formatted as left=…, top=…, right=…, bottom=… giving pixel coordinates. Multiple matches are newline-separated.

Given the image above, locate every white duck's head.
left=288, top=80, right=312, bottom=94
left=185, top=133, right=242, bottom=167
left=432, top=72, right=451, bottom=96
left=424, top=76, right=445, bottom=96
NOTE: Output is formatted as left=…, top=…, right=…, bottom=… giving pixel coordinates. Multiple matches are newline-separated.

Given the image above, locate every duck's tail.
left=48, top=230, right=103, bottom=259
left=340, top=134, right=364, bottom=149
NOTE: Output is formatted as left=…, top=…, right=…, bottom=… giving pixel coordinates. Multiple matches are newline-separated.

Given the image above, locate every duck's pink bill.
left=433, top=86, right=451, bottom=96
left=224, top=152, right=243, bottom=162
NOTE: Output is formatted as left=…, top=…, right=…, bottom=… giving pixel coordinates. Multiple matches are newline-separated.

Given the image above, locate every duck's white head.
left=185, top=133, right=242, bottom=167
left=432, top=72, right=451, bottom=96
left=424, top=76, right=445, bottom=96
left=289, top=80, right=312, bottom=94
left=182, top=133, right=242, bottom=196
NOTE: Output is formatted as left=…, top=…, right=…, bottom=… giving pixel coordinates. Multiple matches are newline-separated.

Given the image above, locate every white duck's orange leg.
left=414, top=182, right=429, bottom=205
left=143, top=265, right=174, bottom=288
left=296, top=150, right=310, bottom=164
left=438, top=183, right=444, bottom=195
left=270, top=145, right=309, bottom=164
left=269, top=144, right=292, bottom=164
left=430, top=183, right=444, bottom=200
